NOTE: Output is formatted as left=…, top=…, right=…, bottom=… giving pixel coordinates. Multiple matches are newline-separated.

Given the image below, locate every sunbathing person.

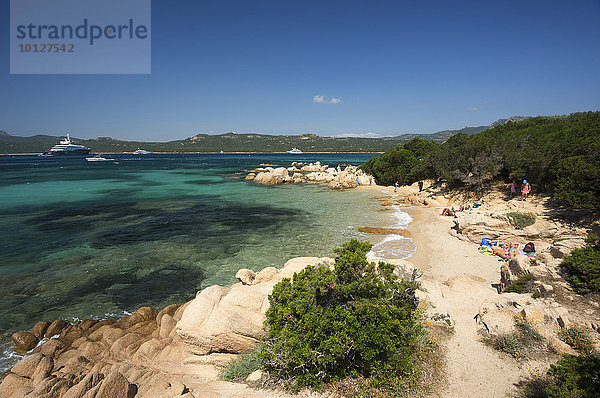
left=441, top=208, right=456, bottom=216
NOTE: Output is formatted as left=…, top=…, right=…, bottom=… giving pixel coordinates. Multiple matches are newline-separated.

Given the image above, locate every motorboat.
left=132, top=149, right=152, bottom=155
left=40, top=134, right=91, bottom=156
left=86, top=155, right=114, bottom=162
left=286, top=148, right=302, bottom=154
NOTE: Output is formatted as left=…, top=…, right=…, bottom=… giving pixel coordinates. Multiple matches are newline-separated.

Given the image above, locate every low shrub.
left=223, top=351, right=262, bottom=381
left=515, top=316, right=545, bottom=344
left=484, top=316, right=545, bottom=359
left=559, top=327, right=595, bottom=354
left=504, top=273, right=536, bottom=293
left=547, top=354, right=600, bottom=397
left=560, top=234, right=600, bottom=294
left=260, top=239, right=424, bottom=392
left=507, top=212, right=537, bottom=229
left=515, top=354, right=600, bottom=397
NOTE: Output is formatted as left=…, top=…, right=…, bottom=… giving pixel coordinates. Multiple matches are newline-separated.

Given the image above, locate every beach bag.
left=523, top=242, right=536, bottom=253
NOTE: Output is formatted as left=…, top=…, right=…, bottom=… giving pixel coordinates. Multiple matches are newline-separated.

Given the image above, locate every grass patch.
left=504, top=273, right=536, bottom=293
left=222, top=351, right=262, bottom=381
left=559, top=327, right=595, bottom=354
left=507, top=212, right=537, bottom=229
left=484, top=316, right=545, bottom=359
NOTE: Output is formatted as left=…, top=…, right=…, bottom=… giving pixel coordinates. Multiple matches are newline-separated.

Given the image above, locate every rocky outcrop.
left=452, top=212, right=563, bottom=244
left=249, top=162, right=373, bottom=189
left=0, top=257, right=335, bottom=398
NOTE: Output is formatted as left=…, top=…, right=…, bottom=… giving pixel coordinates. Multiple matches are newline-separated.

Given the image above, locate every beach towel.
left=478, top=246, right=495, bottom=255
left=481, top=238, right=498, bottom=247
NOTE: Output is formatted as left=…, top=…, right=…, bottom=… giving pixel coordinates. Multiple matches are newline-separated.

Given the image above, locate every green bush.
left=223, top=351, right=262, bottom=381
left=260, top=239, right=423, bottom=391
left=546, top=354, right=600, bottom=397
left=360, top=148, right=418, bottom=185
left=507, top=212, right=537, bottom=230
left=516, top=354, right=600, bottom=398
left=361, top=112, right=600, bottom=209
left=504, top=273, right=536, bottom=293
left=560, top=234, right=600, bottom=294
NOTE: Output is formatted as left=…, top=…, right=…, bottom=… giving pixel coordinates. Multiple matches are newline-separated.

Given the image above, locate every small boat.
left=40, top=134, right=91, bottom=156
left=86, top=155, right=114, bottom=162
left=286, top=148, right=302, bottom=154
left=133, top=149, right=152, bottom=155
left=219, top=150, right=224, bottom=154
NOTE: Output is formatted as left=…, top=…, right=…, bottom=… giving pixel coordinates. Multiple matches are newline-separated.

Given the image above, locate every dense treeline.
left=361, top=112, right=600, bottom=209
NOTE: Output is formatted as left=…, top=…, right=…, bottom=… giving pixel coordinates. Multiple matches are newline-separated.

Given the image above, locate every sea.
left=0, top=152, right=414, bottom=371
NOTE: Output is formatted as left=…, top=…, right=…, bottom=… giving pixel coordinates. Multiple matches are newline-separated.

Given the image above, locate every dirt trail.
left=406, top=204, right=549, bottom=396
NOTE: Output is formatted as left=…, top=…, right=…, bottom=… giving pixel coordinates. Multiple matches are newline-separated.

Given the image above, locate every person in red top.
left=521, top=179, right=531, bottom=201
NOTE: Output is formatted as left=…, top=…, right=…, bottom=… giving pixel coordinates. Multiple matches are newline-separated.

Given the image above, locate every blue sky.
left=1, top=0, right=600, bottom=141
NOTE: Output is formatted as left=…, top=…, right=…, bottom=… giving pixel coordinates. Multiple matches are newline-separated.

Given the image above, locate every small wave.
left=391, top=204, right=412, bottom=229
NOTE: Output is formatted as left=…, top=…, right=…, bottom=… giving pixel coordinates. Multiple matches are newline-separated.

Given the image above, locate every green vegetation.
left=507, top=212, right=537, bottom=229
left=260, top=239, right=425, bottom=392
left=361, top=112, right=600, bottom=209
left=0, top=125, right=489, bottom=154
left=504, top=273, right=536, bottom=293
left=559, top=327, right=595, bottom=354
left=222, top=351, right=262, bottom=381
left=517, top=354, right=600, bottom=398
left=560, top=234, right=600, bottom=294
left=484, top=316, right=545, bottom=359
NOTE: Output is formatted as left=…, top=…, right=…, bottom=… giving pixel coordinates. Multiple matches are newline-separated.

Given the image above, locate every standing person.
left=509, top=179, right=517, bottom=198
left=418, top=180, right=424, bottom=192
left=394, top=181, right=398, bottom=192
left=521, top=180, right=531, bottom=201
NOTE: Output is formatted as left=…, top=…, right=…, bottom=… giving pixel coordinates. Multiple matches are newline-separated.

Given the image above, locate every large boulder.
left=12, top=331, right=38, bottom=352
left=30, top=321, right=50, bottom=340
left=235, top=269, right=256, bottom=285
left=95, top=372, right=136, bottom=398
left=550, top=238, right=586, bottom=258
left=508, top=254, right=531, bottom=278
left=45, top=319, right=68, bottom=337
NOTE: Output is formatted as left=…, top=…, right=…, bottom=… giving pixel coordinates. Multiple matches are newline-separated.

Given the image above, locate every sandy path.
left=405, top=206, right=548, bottom=397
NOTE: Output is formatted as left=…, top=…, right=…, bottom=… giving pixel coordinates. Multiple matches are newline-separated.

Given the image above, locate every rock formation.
left=247, top=162, right=373, bottom=189
left=0, top=257, right=335, bottom=398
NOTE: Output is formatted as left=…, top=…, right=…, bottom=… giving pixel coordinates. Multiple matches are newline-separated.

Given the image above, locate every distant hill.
left=0, top=117, right=526, bottom=154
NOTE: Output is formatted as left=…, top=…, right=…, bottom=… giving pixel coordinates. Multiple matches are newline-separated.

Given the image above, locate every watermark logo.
left=10, top=0, right=151, bottom=74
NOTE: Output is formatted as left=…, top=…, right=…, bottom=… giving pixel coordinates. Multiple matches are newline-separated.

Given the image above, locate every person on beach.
left=521, top=180, right=531, bottom=201
left=394, top=181, right=398, bottom=192
left=509, top=179, right=517, bottom=198
left=418, top=180, right=424, bottom=192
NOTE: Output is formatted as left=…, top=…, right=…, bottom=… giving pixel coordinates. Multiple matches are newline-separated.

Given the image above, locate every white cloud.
left=467, top=107, right=479, bottom=112
left=313, top=95, right=342, bottom=104
left=336, top=132, right=379, bottom=138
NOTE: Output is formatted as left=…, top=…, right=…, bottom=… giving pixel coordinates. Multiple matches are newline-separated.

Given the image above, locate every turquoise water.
left=0, top=153, right=413, bottom=370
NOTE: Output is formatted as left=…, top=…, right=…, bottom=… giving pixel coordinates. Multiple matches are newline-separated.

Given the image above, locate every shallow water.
left=0, top=153, right=414, bottom=371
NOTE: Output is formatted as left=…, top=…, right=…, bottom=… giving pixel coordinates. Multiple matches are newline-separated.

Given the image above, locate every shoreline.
left=1, top=151, right=384, bottom=156
left=1, top=181, right=596, bottom=397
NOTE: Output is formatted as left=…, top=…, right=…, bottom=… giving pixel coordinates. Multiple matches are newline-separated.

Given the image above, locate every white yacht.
left=286, top=148, right=302, bottom=154
left=86, top=155, right=114, bottom=162
left=132, top=149, right=152, bottom=155
left=40, top=134, right=91, bottom=156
